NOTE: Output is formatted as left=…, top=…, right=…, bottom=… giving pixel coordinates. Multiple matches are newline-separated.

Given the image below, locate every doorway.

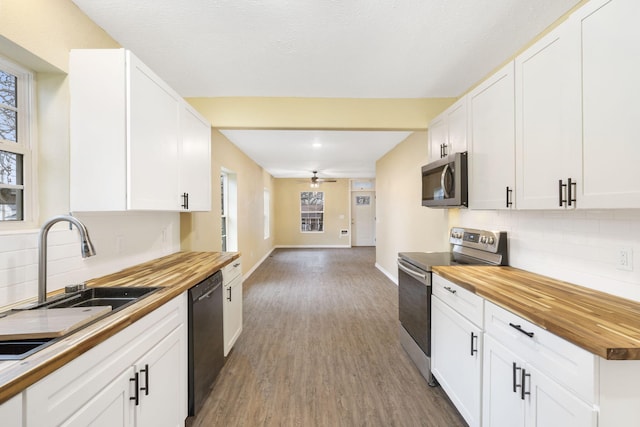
left=351, top=180, right=376, bottom=246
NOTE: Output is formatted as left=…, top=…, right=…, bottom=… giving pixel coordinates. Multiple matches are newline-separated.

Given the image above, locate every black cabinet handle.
left=512, top=362, right=521, bottom=393
left=140, top=364, right=149, bottom=396
left=442, top=144, right=447, bottom=158
left=509, top=322, right=535, bottom=338
left=444, top=286, right=457, bottom=295
left=568, top=178, right=576, bottom=207
left=181, top=192, right=189, bottom=210
left=506, top=186, right=513, bottom=208
left=470, top=332, right=478, bottom=356
left=227, top=286, right=232, bottom=302
left=558, top=180, right=567, bottom=207
left=130, top=372, right=140, bottom=406
left=521, top=369, right=531, bottom=400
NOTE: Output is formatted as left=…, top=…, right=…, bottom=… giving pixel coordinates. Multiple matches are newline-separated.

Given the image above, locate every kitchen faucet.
left=38, top=215, right=96, bottom=304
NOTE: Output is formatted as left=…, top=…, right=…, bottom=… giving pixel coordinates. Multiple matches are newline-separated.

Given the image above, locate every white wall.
left=0, top=212, right=179, bottom=307
left=452, top=209, right=640, bottom=303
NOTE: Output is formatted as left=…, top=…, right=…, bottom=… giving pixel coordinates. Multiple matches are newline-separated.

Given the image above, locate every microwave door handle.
left=441, top=164, right=451, bottom=198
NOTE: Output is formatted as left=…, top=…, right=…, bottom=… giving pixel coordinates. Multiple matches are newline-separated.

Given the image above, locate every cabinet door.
left=576, top=0, right=640, bottom=208
left=525, top=365, right=596, bottom=427
left=446, top=96, right=468, bottom=155
left=432, top=296, right=482, bottom=427
left=127, top=52, right=181, bottom=211
left=483, top=335, right=525, bottom=427
left=179, top=105, right=211, bottom=211
left=134, top=325, right=187, bottom=427
left=61, top=367, right=134, bottom=427
left=515, top=21, right=581, bottom=210
left=0, top=393, right=23, bottom=427
left=468, top=62, right=516, bottom=210
left=223, top=275, right=243, bottom=356
left=428, top=113, right=447, bottom=161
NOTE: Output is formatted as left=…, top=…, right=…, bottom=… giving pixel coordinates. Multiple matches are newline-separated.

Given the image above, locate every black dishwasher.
left=188, top=270, right=224, bottom=416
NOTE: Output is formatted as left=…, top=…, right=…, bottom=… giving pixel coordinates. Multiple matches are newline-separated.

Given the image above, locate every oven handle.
left=397, top=259, right=427, bottom=281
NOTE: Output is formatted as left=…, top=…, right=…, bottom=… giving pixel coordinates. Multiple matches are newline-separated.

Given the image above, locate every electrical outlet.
left=617, top=247, right=633, bottom=271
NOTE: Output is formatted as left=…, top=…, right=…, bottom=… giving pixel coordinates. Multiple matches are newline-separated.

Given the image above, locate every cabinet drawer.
left=484, top=301, right=596, bottom=403
left=222, top=259, right=242, bottom=284
left=433, top=274, right=484, bottom=327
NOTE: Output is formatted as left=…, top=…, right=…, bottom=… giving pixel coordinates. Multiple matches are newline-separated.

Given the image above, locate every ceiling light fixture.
left=310, top=182, right=320, bottom=188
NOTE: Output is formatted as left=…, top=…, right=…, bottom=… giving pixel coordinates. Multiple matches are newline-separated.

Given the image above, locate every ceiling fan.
left=300, top=171, right=337, bottom=187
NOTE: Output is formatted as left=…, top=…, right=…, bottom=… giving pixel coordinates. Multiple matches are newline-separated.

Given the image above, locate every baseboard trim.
left=376, top=262, right=398, bottom=285
left=273, top=245, right=351, bottom=249
left=243, top=247, right=275, bottom=280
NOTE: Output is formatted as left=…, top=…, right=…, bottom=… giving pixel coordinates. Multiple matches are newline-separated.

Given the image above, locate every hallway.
left=191, top=248, right=465, bottom=426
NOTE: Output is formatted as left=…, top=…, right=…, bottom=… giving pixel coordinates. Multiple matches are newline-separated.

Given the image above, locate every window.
left=300, top=191, right=324, bottom=232
left=263, top=188, right=270, bottom=239
left=221, top=172, right=228, bottom=251
left=0, top=57, right=33, bottom=223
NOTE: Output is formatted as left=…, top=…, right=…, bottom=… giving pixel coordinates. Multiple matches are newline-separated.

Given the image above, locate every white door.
left=351, top=191, right=375, bottom=246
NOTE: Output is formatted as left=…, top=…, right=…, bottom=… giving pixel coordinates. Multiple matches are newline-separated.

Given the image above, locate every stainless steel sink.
left=43, top=287, right=161, bottom=310
left=0, top=287, right=161, bottom=360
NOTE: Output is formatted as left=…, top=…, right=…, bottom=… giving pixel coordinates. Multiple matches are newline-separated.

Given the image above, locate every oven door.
left=397, top=258, right=431, bottom=356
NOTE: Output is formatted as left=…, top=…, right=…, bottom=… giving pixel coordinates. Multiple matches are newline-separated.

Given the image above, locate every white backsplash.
left=0, top=212, right=180, bottom=308
left=452, top=209, right=640, bottom=302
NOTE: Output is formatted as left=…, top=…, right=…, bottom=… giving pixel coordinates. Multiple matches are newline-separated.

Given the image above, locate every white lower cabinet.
left=482, top=302, right=596, bottom=427
left=222, top=259, right=243, bottom=357
left=0, top=393, right=23, bottom=427
left=483, top=335, right=594, bottom=427
left=25, top=294, right=188, bottom=427
left=432, top=275, right=484, bottom=427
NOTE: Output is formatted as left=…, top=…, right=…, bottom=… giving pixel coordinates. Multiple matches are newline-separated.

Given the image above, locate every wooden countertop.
left=432, top=265, right=640, bottom=360
left=0, top=251, right=239, bottom=405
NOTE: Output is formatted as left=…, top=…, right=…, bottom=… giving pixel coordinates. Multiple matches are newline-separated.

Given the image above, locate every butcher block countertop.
left=0, top=251, right=239, bottom=405
left=432, top=265, right=640, bottom=361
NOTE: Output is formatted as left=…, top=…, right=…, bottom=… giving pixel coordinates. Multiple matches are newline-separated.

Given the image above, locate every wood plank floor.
left=190, top=248, right=466, bottom=427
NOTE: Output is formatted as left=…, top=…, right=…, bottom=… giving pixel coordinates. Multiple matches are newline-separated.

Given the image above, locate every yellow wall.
left=0, top=0, right=119, bottom=223
left=273, top=179, right=351, bottom=247
left=181, top=129, right=275, bottom=272
left=186, top=97, right=456, bottom=130
left=375, top=131, right=449, bottom=278
left=0, top=0, right=118, bottom=73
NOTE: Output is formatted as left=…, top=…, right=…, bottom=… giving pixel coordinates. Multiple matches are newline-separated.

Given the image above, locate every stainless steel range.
left=397, top=227, right=508, bottom=386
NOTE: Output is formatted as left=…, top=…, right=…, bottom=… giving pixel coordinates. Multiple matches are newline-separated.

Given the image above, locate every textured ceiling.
left=70, top=0, right=580, bottom=177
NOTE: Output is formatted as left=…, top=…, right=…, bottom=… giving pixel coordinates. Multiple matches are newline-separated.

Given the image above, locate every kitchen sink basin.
left=0, top=286, right=161, bottom=360
left=43, top=287, right=161, bottom=310
left=0, top=338, right=55, bottom=360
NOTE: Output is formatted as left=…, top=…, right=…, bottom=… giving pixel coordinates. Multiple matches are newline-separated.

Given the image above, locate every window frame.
left=0, top=55, right=36, bottom=228
left=220, top=171, right=228, bottom=251
left=300, top=191, right=324, bottom=233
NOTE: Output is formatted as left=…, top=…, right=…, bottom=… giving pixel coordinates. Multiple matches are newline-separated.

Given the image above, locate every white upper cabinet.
left=179, top=104, right=212, bottom=212
left=575, top=0, right=640, bottom=208
left=127, top=53, right=182, bottom=211
left=468, top=62, right=516, bottom=210
left=428, top=96, right=468, bottom=161
left=515, top=0, right=640, bottom=209
left=515, top=16, right=582, bottom=210
left=70, top=49, right=211, bottom=212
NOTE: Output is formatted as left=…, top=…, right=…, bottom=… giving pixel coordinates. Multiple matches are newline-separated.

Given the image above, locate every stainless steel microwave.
left=421, top=151, right=468, bottom=208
